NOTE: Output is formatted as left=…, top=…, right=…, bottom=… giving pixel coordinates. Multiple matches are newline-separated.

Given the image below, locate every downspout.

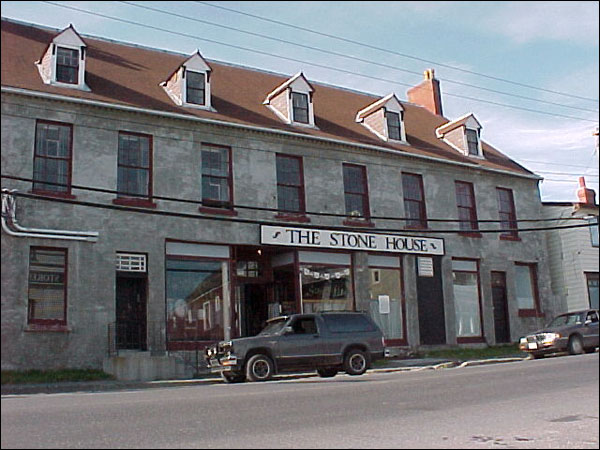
left=1, top=189, right=98, bottom=242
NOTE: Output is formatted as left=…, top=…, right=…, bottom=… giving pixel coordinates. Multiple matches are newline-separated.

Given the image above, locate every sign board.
left=417, top=257, right=435, bottom=277
left=261, top=225, right=444, bottom=255
left=378, top=295, right=390, bottom=314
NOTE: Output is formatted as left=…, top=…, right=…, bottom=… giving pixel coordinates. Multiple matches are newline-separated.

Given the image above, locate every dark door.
left=491, top=271, right=510, bottom=344
left=416, top=256, right=446, bottom=345
left=116, top=275, right=147, bottom=350
left=244, top=284, right=269, bottom=337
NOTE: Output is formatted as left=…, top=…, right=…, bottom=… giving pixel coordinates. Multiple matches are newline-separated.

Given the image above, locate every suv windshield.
left=258, top=317, right=288, bottom=336
left=548, top=312, right=585, bottom=328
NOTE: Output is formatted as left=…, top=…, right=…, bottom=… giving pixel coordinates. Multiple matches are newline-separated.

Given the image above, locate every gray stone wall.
left=1, top=92, right=553, bottom=370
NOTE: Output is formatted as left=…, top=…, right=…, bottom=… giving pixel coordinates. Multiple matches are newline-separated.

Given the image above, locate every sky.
left=2, top=1, right=598, bottom=202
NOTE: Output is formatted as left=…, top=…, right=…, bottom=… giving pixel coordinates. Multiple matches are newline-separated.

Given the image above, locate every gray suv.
left=205, top=312, right=386, bottom=383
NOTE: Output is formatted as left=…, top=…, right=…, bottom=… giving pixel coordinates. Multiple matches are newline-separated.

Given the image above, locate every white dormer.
left=161, top=51, right=213, bottom=111
left=36, top=24, right=90, bottom=91
left=436, top=113, right=484, bottom=158
left=356, top=93, right=407, bottom=144
left=263, top=72, right=316, bottom=127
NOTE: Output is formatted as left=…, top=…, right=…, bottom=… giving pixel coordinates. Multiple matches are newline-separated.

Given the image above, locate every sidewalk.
left=1, top=356, right=529, bottom=396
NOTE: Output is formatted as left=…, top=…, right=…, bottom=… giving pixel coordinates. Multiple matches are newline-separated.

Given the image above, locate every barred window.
left=28, top=247, right=67, bottom=325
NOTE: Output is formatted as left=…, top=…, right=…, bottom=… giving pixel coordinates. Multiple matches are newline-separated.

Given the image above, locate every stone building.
left=1, top=19, right=555, bottom=379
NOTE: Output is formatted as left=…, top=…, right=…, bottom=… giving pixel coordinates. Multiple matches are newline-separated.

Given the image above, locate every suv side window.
left=322, top=314, right=376, bottom=333
left=586, top=311, right=599, bottom=323
left=291, top=317, right=318, bottom=334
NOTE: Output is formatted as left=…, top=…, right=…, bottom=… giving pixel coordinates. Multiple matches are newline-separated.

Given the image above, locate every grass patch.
left=1, top=369, right=115, bottom=385
left=417, top=344, right=527, bottom=361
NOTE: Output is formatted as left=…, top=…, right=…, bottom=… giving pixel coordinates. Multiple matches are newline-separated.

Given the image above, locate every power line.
left=195, top=1, right=600, bottom=104
left=119, top=1, right=598, bottom=115
left=3, top=189, right=595, bottom=235
left=37, top=1, right=599, bottom=124
left=2, top=174, right=593, bottom=224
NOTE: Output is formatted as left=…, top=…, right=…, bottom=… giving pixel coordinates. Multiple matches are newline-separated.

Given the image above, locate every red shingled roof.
left=1, top=18, right=534, bottom=177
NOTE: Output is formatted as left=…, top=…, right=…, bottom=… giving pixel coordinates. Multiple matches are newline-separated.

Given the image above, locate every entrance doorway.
left=416, top=256, right=446, bottom=345
left=115, top=274, right=147, bottom=350
left=491, top=271, right=510, bottom=343
left=240, top=283, right=270, bottom=337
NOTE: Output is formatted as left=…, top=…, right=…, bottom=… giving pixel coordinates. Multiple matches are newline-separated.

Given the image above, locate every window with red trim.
left=515, top=263, right=541, bottom=316
left=33, top=121, right=72, bottom=194
left=276, top=154, right=305, bottom=213
left=343, top=163, right=370, bottom=218
left=201, top=144, right=232, bottom=208
left=28, top=247, right=67, bottom=325
left=117, top=132, right=152, bottom=201
left=402, top=173, right=427, bottom=228
left=497, top=187, right=518, bottom=238
left=455, top=181, right=479, bottom=232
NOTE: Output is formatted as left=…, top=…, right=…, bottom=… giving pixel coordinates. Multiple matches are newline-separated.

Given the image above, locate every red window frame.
left=27, top=246, right=68, bottom=327
left=114, top=131, right=155, bottom=207
left=515, top=262, right=542, bottom=317
left=455, top=181, right=479, bottom=233
left=276, top=154, right=306, bottom=214
left=343, top=163, right=370, bottom=220
left=402, top=172, right=427, bottom=229
left=497, top=187, right=519, bottom=240
left=452, top=258, right=485, bottom=344
left=32, top=120, right=74, bottom=198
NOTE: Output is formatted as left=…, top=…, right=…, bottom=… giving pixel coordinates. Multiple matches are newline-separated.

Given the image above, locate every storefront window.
left=300, top=265, right=353, bottom=313
left=368, top=268, right=403, bottom=340
left=166, top=258, right=224, bottom=342
left=452, top=259, right=482, bottom=339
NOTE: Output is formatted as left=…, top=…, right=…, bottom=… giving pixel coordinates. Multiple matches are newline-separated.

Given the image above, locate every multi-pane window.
left=33, top=121, right=72, bottom=194
left=587, top=273, right=599, bottom=310
left=515, top=263, right=540, bottom=314
left=201, top=144, right=232, bottom=208
left=292, top=92, right=309, bottom=124
left=28, top=247, right=67, bottom=325
left=455, top=181, right=478, bottom=232
left=55, top=47, right=79, bottom=84
left=402, top=173, right=427, bottom=228
left=186, top=71, right=205, bottom=105
left=385, top=111, right=401, bottom=141
left=497, top=188, right=518, bottom=239
left=117, top=132, right=152, bottom=200
left=276, top=154, right=305, bottom=213
left=343, top=164, right=370, bottom=218
left=452, top=259, right=482, bottom=340
left=466, top=128, right=479, bottom=156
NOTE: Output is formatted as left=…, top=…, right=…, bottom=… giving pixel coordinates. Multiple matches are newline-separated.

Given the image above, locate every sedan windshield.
left=548, top=312, right=585, bottom=328
left=258, top=318, right=288, bottom=336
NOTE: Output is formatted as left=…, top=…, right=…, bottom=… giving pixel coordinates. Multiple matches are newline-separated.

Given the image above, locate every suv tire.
left=221, top=371, right=245, bottom=384
left=246, top=354, right=274, bottom=382
left=316, top=368, right=338, bottom=378
left=344, top=349, right=368, bottom=376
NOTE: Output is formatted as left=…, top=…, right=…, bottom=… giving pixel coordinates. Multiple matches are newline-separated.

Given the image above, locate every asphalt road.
left=1, top=353, right=598, bottom=449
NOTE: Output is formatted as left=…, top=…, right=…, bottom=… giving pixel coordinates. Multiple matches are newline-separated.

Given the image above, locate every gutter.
left=1, top=189, right=98, bottom=242
left=1, top=86, right=542, bottom=181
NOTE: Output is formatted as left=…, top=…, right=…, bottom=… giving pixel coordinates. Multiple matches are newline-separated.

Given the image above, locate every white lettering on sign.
left=261, top=226, right=444, bottom=255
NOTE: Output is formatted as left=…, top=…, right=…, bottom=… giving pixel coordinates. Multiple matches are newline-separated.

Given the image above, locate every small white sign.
left=417, top=257, right=434, bottom=277
left=378, top=295, right=390, bottom=314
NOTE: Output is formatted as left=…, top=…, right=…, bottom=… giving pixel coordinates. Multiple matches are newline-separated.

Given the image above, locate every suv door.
left=275, top=316, right=324, bottom=370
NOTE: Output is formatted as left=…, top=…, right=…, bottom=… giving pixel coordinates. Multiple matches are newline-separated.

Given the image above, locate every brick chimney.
left=407, top=69, right=443, bottom=116
left=576, top=176, right=596, bottom=205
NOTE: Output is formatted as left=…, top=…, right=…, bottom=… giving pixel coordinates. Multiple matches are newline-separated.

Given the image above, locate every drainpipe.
left=1, top=189, right=99, bottom=242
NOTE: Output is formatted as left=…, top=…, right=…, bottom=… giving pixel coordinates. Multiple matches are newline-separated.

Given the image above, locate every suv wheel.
left=568, top=335, right=584, bottom=355
left=344, top=349, right=368, bottom=376
left=317, top=368, right=338, bottom=378
left=246, top=354, right=274, bottom=382
left=221, top=371, right=245, bottom=384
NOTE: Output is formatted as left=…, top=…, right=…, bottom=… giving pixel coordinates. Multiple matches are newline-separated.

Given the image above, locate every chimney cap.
left=424, top=69, right=435, bottom=80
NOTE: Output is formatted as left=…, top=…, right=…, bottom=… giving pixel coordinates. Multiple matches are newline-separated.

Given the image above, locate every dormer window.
left=36, top=25, right=89, bottom=91
left=356, top=94, right=407, bottom=144
left=292, top=92, right=309, bottom=124
left=162, top=51, right=213, bottom=111
left=264, top=72, right=316, bottom=127
left=55, top=47, right=79, bottom=84
left=185, top=71, right=206, bottom=106
left=385, top=111, right=402, bottom=141
left=436, top=113, right=484, bottom=158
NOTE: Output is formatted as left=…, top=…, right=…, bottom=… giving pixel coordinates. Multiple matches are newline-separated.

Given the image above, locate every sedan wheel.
left=568, top=335, right=584, bottom=355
